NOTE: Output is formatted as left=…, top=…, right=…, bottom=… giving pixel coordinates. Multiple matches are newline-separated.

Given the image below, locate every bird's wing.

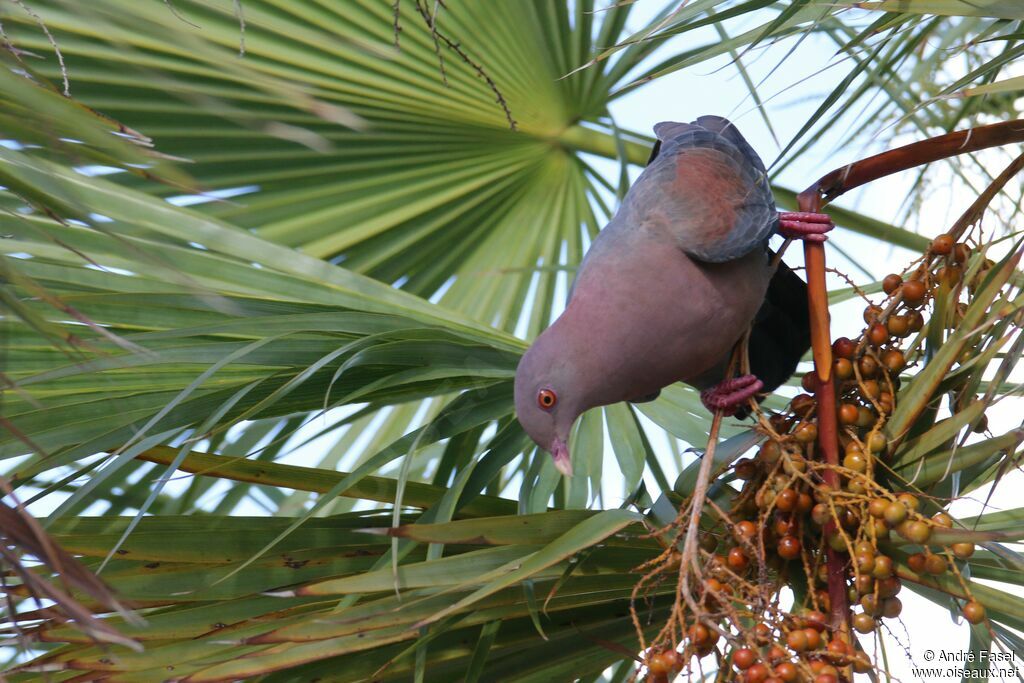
left=625, top=116, right=778, bottom=263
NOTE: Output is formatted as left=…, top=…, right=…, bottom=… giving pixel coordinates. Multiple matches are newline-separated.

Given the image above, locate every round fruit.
left=867, top=431, right=887, bottom=453
left=776, top=488, right=798, bottom=512
left=882, top=273, right=903, bottom=294
left=903, top=521, right=932, bottom=544
left=775, top=662, right=798, bottom=682
left=924, top=554, right=947, bottom=575
left=734, top=647, right=757, bottom=670
left=861, top=594, right=880, bottom=616
left=872, top=554, right=893, bottom=579
left=856, top=406, right=876, bottom=428
left=811, top=503, right=830, bottom=526
left=907, top=552, right=927, bottom=573
left=838, top=403, right=859, bottom=425
left=786, top=629, right=808, bottom=652
left=854, top=551, right=875, bottom=573
left=735, top=459, right=758, bottom=480
left=860, top=379, right=881, bottom=400
left=932, top=512, right=953, bottom=527
left=801, top=372, right=817, bottom=393
left=897, top=493, right=920, bottom=511
left=834, top=357, right=854, bottom=380
left=883, top=596, right=903, bottom=619
left=852, top=611, right=875, bottom=634
left=794, top=422, right=817, bottom=444
left=843, top=452, right=868, bottom=473
left=902, top=279, right=927, bottom=306
left=814, top=674, right=838, bottom=683
left=754, top=623, right=772, bottom=642
left=759, top=441, right=782, bottom=464
left=855, top=574, right=875, bottom=595
left=883, top=502, right=907, bottom=526
left=832, top=337, right=857, bottom=359
left=864, top=304, right=883, bottom=324
left=963, top=601, right=986, bottom=624
left=797, top=492, right=814, bottom=513
left=746, top=663, right=770, bottom=683
left=887, top=315, right=910, bottom=337
left=859, top=355, right=880, bottom=378
left=777, top=535, right=801, bottom=560
left=882, top=348, right=906, bottom=371
left=791, top=393, right=815, bottom=415
left=688, top=623, right=712, bottom=646
left=873, top=518, right=890, bottom=539
left=803, top=610, right=828, bottom=632
left=907, top=310, right=925, bottom=331
left=878, top=576, right=902, bottom=598
left=647, top=652, right=671, bottom=674
left=952, top=542, right=975, bottom=559
left=868, top=498, right=888, bottom=518
left=868, top=323, right=889, bottom=346
left=735, top=520, right=758, bottom=539
left=932, top=233, right=954, bottom=255
left=803, top=627, right=822, bottom=650
left=728, top=547, right=750, bottom=572
left=783, top=453, right=807, bottom=474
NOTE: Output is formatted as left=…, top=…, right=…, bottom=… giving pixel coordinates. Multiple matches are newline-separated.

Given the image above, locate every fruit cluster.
left=641, top=234, right=989, bottom=682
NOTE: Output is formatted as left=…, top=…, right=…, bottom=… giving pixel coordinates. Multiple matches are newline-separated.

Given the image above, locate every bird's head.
left=514, top=336, right=580, bottom=476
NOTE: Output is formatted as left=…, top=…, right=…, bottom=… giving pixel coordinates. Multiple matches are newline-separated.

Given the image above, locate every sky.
left=599, top=3, right=1024, bottom=681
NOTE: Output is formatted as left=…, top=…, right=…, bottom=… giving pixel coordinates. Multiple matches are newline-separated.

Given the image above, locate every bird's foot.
left=700, top=374, right=764, bottom=416
left=778, top=211, right=834, bottom=243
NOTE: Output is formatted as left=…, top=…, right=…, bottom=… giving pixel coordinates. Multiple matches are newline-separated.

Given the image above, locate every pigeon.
left=514, top=116, right=833, bottom=475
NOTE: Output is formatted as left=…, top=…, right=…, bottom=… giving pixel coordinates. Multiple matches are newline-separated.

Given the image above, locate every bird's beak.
left=551, top=437, right=572, bottom=477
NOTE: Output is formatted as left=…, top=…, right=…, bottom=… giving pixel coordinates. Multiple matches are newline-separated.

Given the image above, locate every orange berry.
left=776, top=488, right=798, bottom=512
left=746, top=663, right=770, bottom=683
left=728, top=546, right=750, bottom=572
left=924, top=554, right=947, bottom=575
left=775, top=661, right=798, bottom=682
left=883, top=597, right=903, bottom=619
left=735, top=520, right=758, bottom=539
left=832, top=337, right=857, bottom=359
left=786, top=628, right=807, bottom=652
left=647, top=652, right=671, bottom=674
left=868, top=323, right=889, bottom=346
left=901, top=279, right=927, bottom=307
left=963, top=601, right=986, bottom=624
left=887, top=315, right=911, bottom=337
left=907, top=552, right=927, bottom=573
left=803, top=627, right=822, bottom=650
left=777, top=535, right=801, bottom=560
left=863, top=304, right=883, bottom=324
left=859, top=355, right=880, bottom=378
left=794, top=422, right=817, bottom=444
left=834, top=357, right=854, bottom=380
left=734, top=647, right=757, bottom=670
left=882, top=273, right=903, bottom=294
left=882, top=348, right=906, bottom=371
left=838, top=403, right=859, bottom=425
left=952, top=542, right=975, bottom=559
left=931, top=233, right=954, bottom=255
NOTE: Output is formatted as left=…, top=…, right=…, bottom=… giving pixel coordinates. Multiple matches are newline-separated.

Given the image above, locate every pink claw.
left=700, top=374, right=764, bottom=416
left=778, top=211, right=834, bottom=243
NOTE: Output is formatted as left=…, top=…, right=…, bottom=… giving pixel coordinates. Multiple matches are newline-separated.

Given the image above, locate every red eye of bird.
left=537, top=389, right=557, bottom=410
